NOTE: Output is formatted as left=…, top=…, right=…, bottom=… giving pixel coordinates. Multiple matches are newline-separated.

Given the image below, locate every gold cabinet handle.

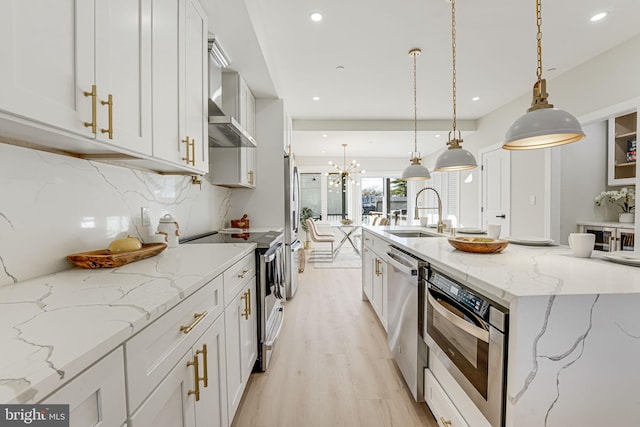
left=240, top=289, right=250, bottom=319
left=187, top=353, right=201, bottom=401
left=190, top=138, right=196, bottom=166
left=237, top=268, right=250, bottom=279
left=182, top=136, right=191, bottom=165
left=440, top=416, right=452, bottom=427
left=83, top=84, right=97, bottom=134
left=100, top=94, right=113, bottom=139
left=375, top=258, right=380, bottom=276
left=248, top=170, right=254, bottom=185
left=196, top=344, right=208, bottom=388
left=246, top=288, right=251, bottom=316
left=179, top=311, right=208, bottom=334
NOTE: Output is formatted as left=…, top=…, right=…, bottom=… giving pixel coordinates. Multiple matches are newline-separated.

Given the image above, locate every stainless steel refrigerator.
left=284, top=155, right=301, bottom=298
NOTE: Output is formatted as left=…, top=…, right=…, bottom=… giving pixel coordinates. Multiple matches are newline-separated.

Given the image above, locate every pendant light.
left=434, top=0, right=477, bottom=172
left=502, top=0, right=584, bottom=150
left=402, top=48, right=431, bottom=181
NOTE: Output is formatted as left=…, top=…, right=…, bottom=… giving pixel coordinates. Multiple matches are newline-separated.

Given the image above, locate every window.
left=300, top=173, right=321, bottom=219
left=420, top=171, right=460, bottom=227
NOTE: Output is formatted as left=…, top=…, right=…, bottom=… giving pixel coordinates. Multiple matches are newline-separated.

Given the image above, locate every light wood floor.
left=231, top=260, right=438, bottom=427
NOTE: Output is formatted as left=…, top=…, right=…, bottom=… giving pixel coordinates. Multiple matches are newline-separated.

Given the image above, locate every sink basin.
left=386, top=230, right=437, bottom=238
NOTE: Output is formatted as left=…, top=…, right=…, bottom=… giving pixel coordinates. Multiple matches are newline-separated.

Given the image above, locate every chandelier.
left=326, top=144, right=365, bottom=189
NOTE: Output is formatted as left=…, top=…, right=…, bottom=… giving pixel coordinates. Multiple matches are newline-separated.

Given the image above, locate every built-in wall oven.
left=424, top=267, right=508, bottom=427
left=181, top=230, right=285, bottom=372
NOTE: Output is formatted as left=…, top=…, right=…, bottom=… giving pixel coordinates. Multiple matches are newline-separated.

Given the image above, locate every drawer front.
left=125, top=274, right=223, bottom=413
left=223, top=252, right=255, bottom=307
left=424, top=369, right=470, bottom=427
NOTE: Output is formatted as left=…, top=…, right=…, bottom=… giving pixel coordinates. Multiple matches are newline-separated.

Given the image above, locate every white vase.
left=619, top=212, right=635, bottom=223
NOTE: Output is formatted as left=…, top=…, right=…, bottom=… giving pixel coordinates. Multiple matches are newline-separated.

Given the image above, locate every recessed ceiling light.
left=313, top=96, right=320, bottom=101
left=435, top=134, right=441, bottom=138
left=472, top=96, right=480, bottom=101
left=310, top=12, right=323, bottom=22
left=590, top=12, right=607, bottom=22
left=322, top=134, right=328, bottom=138
left=321, top=150, right=326, bottom=154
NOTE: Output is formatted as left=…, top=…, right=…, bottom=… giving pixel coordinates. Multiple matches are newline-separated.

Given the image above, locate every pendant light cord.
left=536, top=0, right=543, bottom=83
left=451, top=0, right=457, bottom=135
left=413, top=50, right=418, bottom=153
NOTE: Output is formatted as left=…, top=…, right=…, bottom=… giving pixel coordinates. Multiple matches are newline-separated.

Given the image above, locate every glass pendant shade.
left=434, top=146, right=477, bottom=171
left=502, top=107, right=585, bottom=150
left=402, top=156, right=431, bottom=180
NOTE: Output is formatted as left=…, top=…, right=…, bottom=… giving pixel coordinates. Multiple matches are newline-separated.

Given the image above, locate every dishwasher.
left=385, top=245, right=428, bottom=402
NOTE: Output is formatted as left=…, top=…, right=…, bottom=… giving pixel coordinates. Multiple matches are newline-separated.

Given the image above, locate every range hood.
left=208, top=101, right=257, bottom=148
left=207, top=39, right=257, bottom=148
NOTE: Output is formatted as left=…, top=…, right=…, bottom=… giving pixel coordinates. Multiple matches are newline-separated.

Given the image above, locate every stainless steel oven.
left=181, top=230, right=285, bottom=372
left=424, top=267, right=508, bottom=427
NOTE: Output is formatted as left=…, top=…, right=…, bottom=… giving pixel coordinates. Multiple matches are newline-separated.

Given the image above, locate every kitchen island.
left=364, top=225, right=640, bottom=427
left=0, top=242, right=255, bottom=408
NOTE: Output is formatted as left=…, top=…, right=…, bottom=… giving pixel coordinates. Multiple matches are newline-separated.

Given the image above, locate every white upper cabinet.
left=0, top=0, right=94, bottom=137
left=152, top=0, right=208, bottom=173
left=222, top=72, right=256, bottom=137
left=0, top=0, right=210, bottom=174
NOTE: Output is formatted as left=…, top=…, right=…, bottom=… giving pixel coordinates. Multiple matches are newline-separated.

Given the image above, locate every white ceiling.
left=202, top=0, right=640, bottom=159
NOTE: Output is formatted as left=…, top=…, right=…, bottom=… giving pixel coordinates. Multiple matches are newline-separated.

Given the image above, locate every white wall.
left=0, top=143, right=231, bottom=286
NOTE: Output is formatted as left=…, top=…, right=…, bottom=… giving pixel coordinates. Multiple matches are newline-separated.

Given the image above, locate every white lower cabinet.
left=424, top=369, right=469, bottom=427
left=42, top=347, right=127, bottom=427
left=195, top=315, right=228, bottom=427
left=362, top=231, right=388, bottom=329
left=362, top=246, right=374, bottom=300
left=225, top=278, right=257, bottom=421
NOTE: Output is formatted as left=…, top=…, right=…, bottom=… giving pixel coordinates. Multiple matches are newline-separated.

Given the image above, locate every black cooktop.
left=180, top=230, right=283, bottom=249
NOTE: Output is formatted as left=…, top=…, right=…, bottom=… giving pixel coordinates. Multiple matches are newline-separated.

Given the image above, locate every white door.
left=481, top=146, right=511, bottom=237
left=128, top=351, right=196, bottom=427
left=0, top=0, right=93, bottom=137
left=184, top=0, right=208, bottom=172
left=195, top=315, right=228, bottom=427
left=95, top=0, right=152, bottom=154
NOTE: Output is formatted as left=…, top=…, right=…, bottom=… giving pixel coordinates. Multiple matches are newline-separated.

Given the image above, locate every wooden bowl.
left=67, top=243, right=168, bottom=268
left=447, top=237, right=509, bottom=254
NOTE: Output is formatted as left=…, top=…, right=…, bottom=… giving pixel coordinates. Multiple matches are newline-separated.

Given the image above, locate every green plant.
left=300, top=207, right=314, bottom=233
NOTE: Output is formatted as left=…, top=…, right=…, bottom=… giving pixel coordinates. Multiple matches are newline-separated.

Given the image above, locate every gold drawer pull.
left=196, top=344, right=208, bottom=388
left=179, top=311, right=208, bottom=334
left=100, top=93, right=113, bottom=139
left=248, top=170, right=254, bottom=185
left=440, top=416, right=452, bottom=427
left=240, top=289, right=251, bottom=319
left=83, top=84, right=97, bottom=134
left=237, top=268, right=250, bottom=279
left=187, top=353, right=200, bottom=401
left=190, top=138, right=196, bottom=166
left=182, top=136, right=191, bottom=165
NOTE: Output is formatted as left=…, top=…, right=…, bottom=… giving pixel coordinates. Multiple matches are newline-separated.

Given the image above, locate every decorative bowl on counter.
left=340, top=218, right=353, bottom=225
left=447, top=237, right=509, bottom=254
left=67, top=243, right=168, bottom=268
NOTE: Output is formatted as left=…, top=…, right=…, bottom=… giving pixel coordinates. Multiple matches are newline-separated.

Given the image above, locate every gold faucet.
left=414, top=187, right=445, bottom=233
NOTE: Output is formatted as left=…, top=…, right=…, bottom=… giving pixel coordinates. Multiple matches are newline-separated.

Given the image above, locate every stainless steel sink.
left=385, top=230, right=437, bottom=238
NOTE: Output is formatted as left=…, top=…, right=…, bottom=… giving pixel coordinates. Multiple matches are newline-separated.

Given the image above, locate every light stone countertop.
left=576, top=220, right=636, bottom=228
left=0, top=243, right=255, bottom=405
left=365, top=225, right=640, bottom=307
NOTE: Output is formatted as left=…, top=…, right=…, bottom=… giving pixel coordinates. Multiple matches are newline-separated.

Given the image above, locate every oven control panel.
left=428, top=269, right=489, bottom=318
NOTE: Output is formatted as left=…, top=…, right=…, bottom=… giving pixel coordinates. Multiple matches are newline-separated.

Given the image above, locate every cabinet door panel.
left=225, top=293, right=244, bottom=419
left=95, top=0, right=152, bottom=154
left=195, top=315, right=228, bottom=427
left=129, top=351, right=196, bottom=427
left=0, top=0, right=93, bottom=137
left=152, top=0, right=183, bottom=165
left=242, top=279, right=258, bottom=379
left=184, top=0, right=208, bottom=172
left=43, top=348, right=127, bottom=427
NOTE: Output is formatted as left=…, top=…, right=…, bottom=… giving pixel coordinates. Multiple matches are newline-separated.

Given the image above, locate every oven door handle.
left=428, top=293, right=489, bottom=343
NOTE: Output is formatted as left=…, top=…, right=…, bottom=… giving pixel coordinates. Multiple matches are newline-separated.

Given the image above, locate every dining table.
left=330, top=222, right=362, bottom=256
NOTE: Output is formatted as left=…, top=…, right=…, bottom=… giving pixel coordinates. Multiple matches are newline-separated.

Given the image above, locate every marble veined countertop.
left=366, top=225, right=640, bottom=306
left=0, top=243, right=255, bottom=404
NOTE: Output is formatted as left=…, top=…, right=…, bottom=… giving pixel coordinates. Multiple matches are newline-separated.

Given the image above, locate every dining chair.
left=378, top=217, right=390, bottom=226
left=306, top=218, right=336, bottom=260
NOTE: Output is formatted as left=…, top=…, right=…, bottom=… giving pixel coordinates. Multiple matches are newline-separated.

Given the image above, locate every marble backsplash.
left=0, top=143, right=231, bottom=286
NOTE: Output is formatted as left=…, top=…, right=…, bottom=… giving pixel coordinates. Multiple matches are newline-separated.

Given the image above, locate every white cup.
left=487, top=223, right=501, bottom=239
left=568, top=233, right=595, bottom=257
